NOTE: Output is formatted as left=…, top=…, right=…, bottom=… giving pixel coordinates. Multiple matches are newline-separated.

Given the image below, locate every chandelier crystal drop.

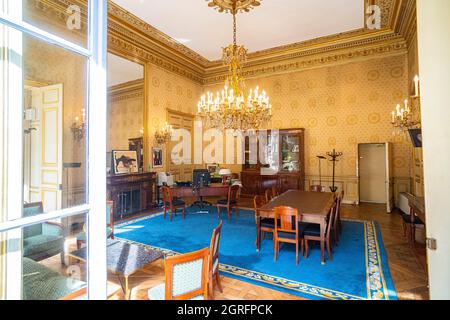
left=198, top=0, right=272, bottom=131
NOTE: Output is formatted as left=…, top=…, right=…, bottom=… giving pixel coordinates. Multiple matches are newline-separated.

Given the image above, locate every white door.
left=28, top=84, right=64, bottom=212
left=359, top=143, right=387, bottom=204
left=385, top=142, right=394, bottom=213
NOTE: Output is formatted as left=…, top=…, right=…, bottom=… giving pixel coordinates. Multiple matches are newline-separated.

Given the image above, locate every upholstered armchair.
left=23, top=202, right=65, bottom=265
left=148, top=248, right=210, bottom=300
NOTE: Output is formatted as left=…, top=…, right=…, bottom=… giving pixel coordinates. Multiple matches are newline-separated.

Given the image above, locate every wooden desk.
left=259, top=190, right=335, bottom=264
left=170, top=184, right=230, bottom=198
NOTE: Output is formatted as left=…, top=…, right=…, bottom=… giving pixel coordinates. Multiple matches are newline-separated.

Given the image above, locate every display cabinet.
left=241, top=128, right=305, bottom=197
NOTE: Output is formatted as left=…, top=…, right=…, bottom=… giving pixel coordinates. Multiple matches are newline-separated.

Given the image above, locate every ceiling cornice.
left=204, top=31, right=407, bottom=85
left=108, top=79, right=144, bottom=102
left=28, top=0, right=415, bottom=85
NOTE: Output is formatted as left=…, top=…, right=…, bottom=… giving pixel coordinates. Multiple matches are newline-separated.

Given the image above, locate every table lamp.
left=219, top=169, right=232, bottom=176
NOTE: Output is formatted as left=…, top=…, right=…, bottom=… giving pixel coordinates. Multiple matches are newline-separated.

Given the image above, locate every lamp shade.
left=219, top=168, right=232, bottom=176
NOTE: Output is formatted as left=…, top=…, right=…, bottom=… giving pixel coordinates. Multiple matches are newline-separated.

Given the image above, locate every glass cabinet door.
left=244, top=135, right=259, bottom=170
left=281, top=134, right=300, bottom=172
left=263, top=132, right=279, bottom=172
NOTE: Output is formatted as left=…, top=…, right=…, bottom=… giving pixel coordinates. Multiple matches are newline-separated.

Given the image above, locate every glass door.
left=280, top=133, right=300, bottom=172
left=0, top=0, right=107, bottom=300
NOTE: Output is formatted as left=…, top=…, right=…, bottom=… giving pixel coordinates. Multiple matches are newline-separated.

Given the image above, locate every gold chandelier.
left=198, top=0, right=272, bottom=130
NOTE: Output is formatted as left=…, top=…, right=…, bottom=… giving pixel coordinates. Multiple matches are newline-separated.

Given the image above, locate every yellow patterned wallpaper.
left=146, top=63, right=202, bottom=171
left=24, top=36, right=87, bottom=191
left=204, top=54, right=412, bottom=180
left=108, top=87, right=144, bottom=151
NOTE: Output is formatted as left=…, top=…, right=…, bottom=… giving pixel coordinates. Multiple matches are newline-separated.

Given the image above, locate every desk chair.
left=161, top=186, right=186, bottom=221
left=273, top=206, right=304, bottom=265
left=148, top=248, right=210, bottom=300
left=216, top=185, right=240, bottom=220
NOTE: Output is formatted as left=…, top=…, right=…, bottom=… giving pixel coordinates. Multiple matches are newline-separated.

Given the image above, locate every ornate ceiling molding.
left=108, top=79, right=144, bottom=103
left=28, top=0, right=414, bottom=85
left=203, top=32, right=407, bottom=85
left=108, top=1, right=210, bottom=67
left=396, top=0, right=417, bottom=49
left=206, top=0, right=261, bottom=13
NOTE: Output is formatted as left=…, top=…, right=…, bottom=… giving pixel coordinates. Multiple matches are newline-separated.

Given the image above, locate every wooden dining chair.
left=273, top=206, right=304, bottom=265
left=161, top=186, right=186, bottom=221
left=265, top=189, right=275, bottom=203
left=208, top=221, right=223, bottom=299
left=271, top=186, right=281, bottom=197
left=337, top=190, right=344, bottom=233
left=310, top=185, right=326, bottom=192
left=148, top=248, right=210, bottom=300
left=254, top=195, right=274, bottom=251
left=332, top=191, right=344, bottom=244
left=303, top=200, right=337, bottom=262
left=216, top=185, right=240, bottom=220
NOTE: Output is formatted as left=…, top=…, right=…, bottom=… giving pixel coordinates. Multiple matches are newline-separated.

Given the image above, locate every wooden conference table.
left=258, top=190, right=336, bottom=264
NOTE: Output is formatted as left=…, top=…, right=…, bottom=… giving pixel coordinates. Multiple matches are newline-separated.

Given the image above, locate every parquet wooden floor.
left=42, top=201, right=429, bottom=300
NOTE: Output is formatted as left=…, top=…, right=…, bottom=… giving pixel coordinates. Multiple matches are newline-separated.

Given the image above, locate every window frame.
left=0, top=0, right=108, bottom=300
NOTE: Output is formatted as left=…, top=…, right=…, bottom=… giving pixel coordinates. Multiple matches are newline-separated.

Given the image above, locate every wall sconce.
left=71, top=108, right=86, bottom=142
left=154, top=122, right=173, bottom=145
left=390, top=75, right=421, bottom=132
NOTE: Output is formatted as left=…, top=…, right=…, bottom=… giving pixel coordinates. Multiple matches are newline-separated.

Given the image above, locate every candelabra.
left=71, top=109, right=86, bottom=142
left=391, top=75, right=421, bottom=133
left=198, top=0, right=272, bottom=130
left=154, top=122, right=173, bottom=145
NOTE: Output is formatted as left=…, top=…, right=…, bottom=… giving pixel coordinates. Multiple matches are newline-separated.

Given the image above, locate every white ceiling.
left=112, top=0, right=364, bottom=61
left=107, top=53, right=144, bottom=87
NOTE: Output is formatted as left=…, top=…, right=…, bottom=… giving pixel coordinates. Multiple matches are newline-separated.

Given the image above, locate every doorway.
left=358, top=143, right=394, bottom=212
left=23, top=83, right=64, bottom=212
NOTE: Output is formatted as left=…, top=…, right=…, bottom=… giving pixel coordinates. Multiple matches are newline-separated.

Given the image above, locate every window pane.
left=22, top=0, right=88, bottom=48
left=22, top=33, right=87, bottom=217
left=0, top=213, right=88, bottom=300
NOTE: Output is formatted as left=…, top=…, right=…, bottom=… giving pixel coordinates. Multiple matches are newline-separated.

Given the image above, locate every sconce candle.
left=414, top=75, right=420, bottom=97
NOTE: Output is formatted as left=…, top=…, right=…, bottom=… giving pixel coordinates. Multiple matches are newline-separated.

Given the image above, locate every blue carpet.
left=115, top=206, right=397, bottom=300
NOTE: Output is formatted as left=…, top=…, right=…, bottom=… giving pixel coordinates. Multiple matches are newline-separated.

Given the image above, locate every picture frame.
left=206, top=164, right=218, bottom=174
left=152, top=147, right=164, bottom=168
left=408, top=129, right=423, bottom=148
left=112, top=150, right=138, bottom=175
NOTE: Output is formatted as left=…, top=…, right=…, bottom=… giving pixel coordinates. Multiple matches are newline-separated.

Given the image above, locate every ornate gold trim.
left=29, top=0, right=414, bottom=84
left=206, top=0, right=261, bottom=14
left=108, top=79, right=143, bottom=97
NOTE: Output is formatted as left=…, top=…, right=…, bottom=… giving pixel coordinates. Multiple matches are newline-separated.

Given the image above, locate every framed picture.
left=152, top=147, right=164, bottom=168
left=408, top=129, right=423, bottom=148
left=112, top=150, right=138, bottom=175
left=206, top=164, right=218, bottom=174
